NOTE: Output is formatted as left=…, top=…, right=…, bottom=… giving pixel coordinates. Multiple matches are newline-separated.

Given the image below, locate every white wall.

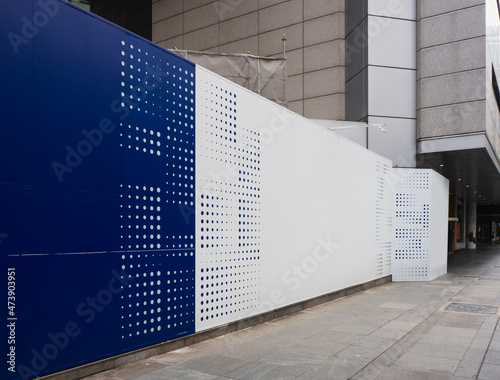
left=392, top=168, right=449, bottom=281
left=195, top=66, right=393, bottom=332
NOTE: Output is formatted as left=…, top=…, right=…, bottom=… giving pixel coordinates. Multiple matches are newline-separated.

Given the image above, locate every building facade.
left=134, top=0, right=500, bottom=251
left=3, top=1, right=490, bottom=378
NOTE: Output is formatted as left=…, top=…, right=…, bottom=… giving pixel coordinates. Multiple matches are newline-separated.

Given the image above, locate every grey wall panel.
left=258, top=0, right=303, bottom=33
left=346, top=18, right=368, bottom=81
left=418, top=0, right=485, bottom=20
left=346, top=68, right=368, bottom=121
left=304, top=94, right=345, bottom=120
left=367, top=16, right=416, bottom=70
left=418, top=37, right=486, bottom=80
left=419, top=69, right=486, bottom=109
left=304, top=67, right=344, bottom=98
left=346, top=0, right=367, bottom=35
left=418, top=4, right=486, bottom=49
left=417, top=101, right=486, bottom=139
left=368, top=117, right=416, bottom=167
left=304, top=40, right=345, bottom=72
left=304, top=0, right=344, bottom=20
left=304, top=13, right=344, bottom=46
left=368, top=66, right=416, bottom=119
left=368, top=0, right=416, bottom=20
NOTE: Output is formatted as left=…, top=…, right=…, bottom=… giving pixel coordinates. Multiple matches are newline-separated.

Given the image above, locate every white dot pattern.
left=117, top=37, right=196, bottom=340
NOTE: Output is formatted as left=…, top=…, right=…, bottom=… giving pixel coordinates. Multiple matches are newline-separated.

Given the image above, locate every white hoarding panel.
left=195, top=66, right=393, bottom=331
left=392, top=169, right=449, bottom=281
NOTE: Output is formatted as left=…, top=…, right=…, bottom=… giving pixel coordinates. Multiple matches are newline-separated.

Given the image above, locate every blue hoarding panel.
left=1, top=1, right=196, bottom=379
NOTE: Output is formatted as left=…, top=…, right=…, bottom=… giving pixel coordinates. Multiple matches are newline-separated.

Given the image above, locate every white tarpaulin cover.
left=172, top=49, right=287, bottom=106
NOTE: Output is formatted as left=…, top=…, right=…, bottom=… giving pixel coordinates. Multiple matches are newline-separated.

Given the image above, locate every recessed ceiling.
left=417, top=148, right=500, bottom=206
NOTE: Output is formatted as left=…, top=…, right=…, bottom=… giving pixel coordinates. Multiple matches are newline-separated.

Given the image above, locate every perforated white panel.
left=194, top=66, right=446, bottom=333
left=194, top=66, right=398, bottom=331
left=375, top=161, right=392, bottom=277
left=392, top=169, right=448, bottom=281
left=195, top=69, right=261, bottom=331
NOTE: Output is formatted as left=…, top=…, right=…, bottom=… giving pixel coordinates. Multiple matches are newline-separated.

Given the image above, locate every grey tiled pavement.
left=84, top=246, right=500, bottom=380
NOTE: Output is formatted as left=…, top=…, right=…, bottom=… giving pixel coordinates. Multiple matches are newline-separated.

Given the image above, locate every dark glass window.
left=492, top=65, right=500, bottom=111
left=68, top=0, right=152, bottom=41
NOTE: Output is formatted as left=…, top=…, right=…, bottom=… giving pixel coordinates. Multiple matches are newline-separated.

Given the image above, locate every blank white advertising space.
left=195, top=66, right=393, bottom=331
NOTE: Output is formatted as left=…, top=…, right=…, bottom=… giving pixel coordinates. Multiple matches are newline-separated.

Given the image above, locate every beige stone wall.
left=152, top=0, right=346, bottom=120
left=417, top=1, right=487, bottom=140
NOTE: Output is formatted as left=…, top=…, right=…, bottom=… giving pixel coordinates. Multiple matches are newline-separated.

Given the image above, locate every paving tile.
left=453, top=360, right=482, bottom=378
left=469, top=337, right=493, bottom=350
left=348, top=316, right=391, bottom=327
left=329, top=323, right=380, bottom=335
left=215, top=341, right=276, bottom=360
left=286, top=338, right=348, bottom=357
left=479, top=322, right=500, bottom=335
left=294, top=357, right=368, bottom=380
left=179, top=353, right=252, bottom=376
left=226, top=360, right=307, bottom=380
left=153, top=347, right=215, bottom=365
left=84, top=373, right=118, bottom=380
left=261, top=348, right=323, bottom=366
left=462, top=348, right=487, bottom=363
left=355, top=335, right=398, bottom=350
left=307, top=329, right=365, bottom=345
left=277, top=319, right=337, bottom=339
left=350, top=362, right=390, bottom=380
left=362, top=311, right=405, bottom=321
left=488, top=339, right=500, bottom=350
left=394, top=353, right=460, bottom=375
left=370, top=328, right=409, bottom=340
left=474, top=330, right=496, bottom=341
left=376, top=367, right=451, bottom=380
left=273, top=311, right=317, bottom=325
left=419, top=333, right=475, bottom=348
left=379, top=302, right=417, bottom=310
left=478, top=363, right=500, bottom=380
left=335, top=344, right=387, bottom=362
left=245, top=331, right=298, bottom=347
left=407, top=342, right=467, bottom=360
left=484, top=316, right=499, bottom=324
left=109, top=361, right=170, bottom=379
left=136, top=366, right=219, bottom=380
left=483, top=349, right=500, bottom=364
left=437, top=315, right=485, bottom=329
left=383, top=320, right=419, bottom=332
left=427, top=325, right=478, bottom=338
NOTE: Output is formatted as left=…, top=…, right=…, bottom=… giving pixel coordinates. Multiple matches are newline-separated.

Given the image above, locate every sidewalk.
left=84, top=246, right=500, bottom=380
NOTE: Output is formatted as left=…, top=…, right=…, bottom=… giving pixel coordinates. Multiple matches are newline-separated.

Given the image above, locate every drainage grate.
left=445, top=303, right=498, bottom=315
